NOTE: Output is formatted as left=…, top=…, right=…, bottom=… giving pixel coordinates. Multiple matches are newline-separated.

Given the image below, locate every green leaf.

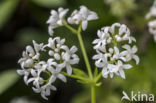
left=94, top=67, right=98, bottom=77
left=77, top=80, right=88, bottom=84
left=0, top=0, right=19, bottom=29
left=95, top=82, right=102, bottom=87
left=73, top=68, right=88, bottom=78
left=0, top=70, right=19, bottom=95
left=31, top=0, right=66, bottom=8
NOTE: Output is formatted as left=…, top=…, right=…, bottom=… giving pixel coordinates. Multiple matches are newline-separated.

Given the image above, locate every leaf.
left=31, top=0, right=66, bottom=8
left=73, top=68, right=88, bottom=78
left=94, top=67, right=98, bottom=77
left=77, top=80, right=88, bottom=84
left=0, top=0, right=19, bottom=29
left=0, top=70, right=19, bottom=95
left=95, top=82, right=102, bottom=87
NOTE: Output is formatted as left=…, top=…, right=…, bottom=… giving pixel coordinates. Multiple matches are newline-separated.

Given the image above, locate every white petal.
left=133, top=55, right=140, bottom=64
left=69, top=58, right=79, bottom=64
left=92, top=54, right=100, bottom=60
left=41, top=93, right=48, bottom=100
left=132, top=45, right=138, bottom=53
left=49, top=75, right=56, bottom=83
left=50, top=85, right=57, bottom=91
left=31, top=69, right=37, bottom=77
left=66, top=64, right=72, bottom=75
left=60, top=45, right=69, bottom=51
left=119, top=69, right=125, bottom=79
left=58, top=62, right=66, bottom=68
left=122, top=44, right=131, bottom=50
left=57, top=20, right=62, bottom=25
left=27, top=78, right=35, bottom=84
left=102, top=67, right=108, bottom=78
left=32, top=87, right=41, bottom=93
left=24, top=75, right=28, bottom=85
left=123, top=64, right=132, bottom=69
left=70, top=46, right=78, bottom=53
left=92, top=39, right=100, bottom=44
left=114, top=46, right=119, bottom=54
left=26, top=46, right=35, bottom=56
left=48, top=26, right=54, bottom=36
left=45, top=87, right=51, bottom=96
left=17, top=70, right=24, bottom=75
left=82, top=20, right=88, bottom=30
left=58, top=74, right=67, bottom=82
left=120, top=51, right=128, bottom=56
left=59, top=9, right=69, bottom=18
left=87, top=12, right=98, bottom=20
left=54, top=53, right=60, bottom=60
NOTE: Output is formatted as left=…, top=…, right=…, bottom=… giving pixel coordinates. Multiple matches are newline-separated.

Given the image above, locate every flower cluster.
left=47, top=8, right=69, bottom=35
left=47, top=5, right=98, bottom=36
left=104, top=0, right=136, bottom=17
left=18, top=5, right=98, bottom=100
left=17, top=38, right=79, bottom=100
left=67, top=5, right=98, bottom=30
left=92, top=23, right=139, bottom=79
left=146, top=0, right=156, bottom=42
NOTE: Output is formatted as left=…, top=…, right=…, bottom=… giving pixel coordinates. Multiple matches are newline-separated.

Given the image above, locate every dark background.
left=0, top=0, right=156, bottom=103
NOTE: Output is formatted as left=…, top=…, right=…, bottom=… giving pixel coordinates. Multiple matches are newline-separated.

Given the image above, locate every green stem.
left=77, top=24, right=96, bottom=103
left=63, top=22, right=97, bottom=103
left=95, top=72, right=102, bottom=82
left=62, top=72, right=88, bottom=81
left=91, top=86, right=96, bottom=103
left=77, top=24, right=93, bottom=79
left=62, top=20, right=77, bottom=34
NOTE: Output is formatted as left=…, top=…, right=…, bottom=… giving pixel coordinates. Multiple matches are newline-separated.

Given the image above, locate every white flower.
left=92, top=52, right=109, bottom=68
left=93, top=23, right=139, bottom=79
left=32, top=83, right=57, bottom=100
left=122, top=45, right=139, bottom=64
left=18, top=36, right=79, bottom=100
left=102, top=63, right=118, bottom=78
left=148, top=20, right=156, bottom=42
left=146, top=0, right=156, bottom=19
left=46, top=37, right=65, bottom=60
left=27, top=69, right=44, bottom=87
left=47, top=8, right=69, bottom=35
left=17, top=69, right=31, bottom=85
left=68, top=5, right=98, bottom=30
left=92, top=30, right=112, bottom=52
left=116, top=60, right=132, bottom=79
left=112, top=46, right=127, bottom=61
left=45, top=59, right=67, bottom=83
left=18, top=41, right=44, bottom=69
left=59, top=45, right=79, bottom=75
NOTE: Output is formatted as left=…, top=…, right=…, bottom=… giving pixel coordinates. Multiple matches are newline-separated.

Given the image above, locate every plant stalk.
left=91, top=86, right=96, bottom=103
left=77, top=29, right=93, bottom=79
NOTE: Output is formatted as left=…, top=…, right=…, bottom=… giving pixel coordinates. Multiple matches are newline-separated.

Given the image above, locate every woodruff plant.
left=17, top=5, right=139, bottom=102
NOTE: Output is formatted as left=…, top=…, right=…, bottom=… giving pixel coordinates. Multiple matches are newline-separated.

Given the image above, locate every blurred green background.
left=0, top=0, right=156, bottom=103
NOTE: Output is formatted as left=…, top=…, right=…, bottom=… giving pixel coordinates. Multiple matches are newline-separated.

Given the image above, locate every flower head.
left=17, top=37, right=79, bottom=100
left=47, top=8, right=69, bottom=35
left=93, top=23, right=139, bottom=79
left=146, top=0, right=156, bottom=19
left=146, top=0, right=156, bottom=42
left=68, top=5, right=98, bottom=30
left=148, top=20, right=156, bottom=42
